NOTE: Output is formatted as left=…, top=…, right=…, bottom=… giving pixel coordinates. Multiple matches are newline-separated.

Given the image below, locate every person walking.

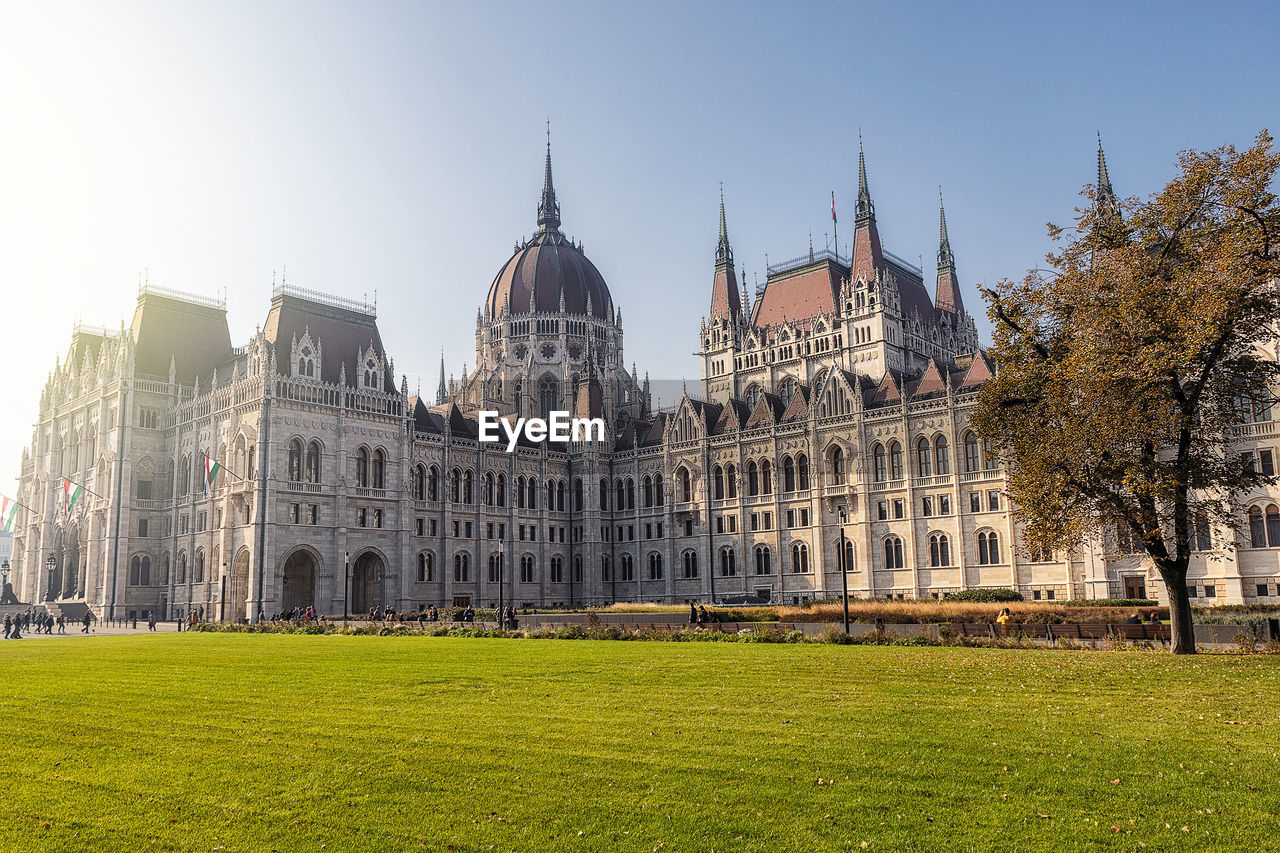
left=56, top=614, right=65, bottom=634
left=82, top=611, right=91, bottom=633
left=3, top=615, right=11, bottom=639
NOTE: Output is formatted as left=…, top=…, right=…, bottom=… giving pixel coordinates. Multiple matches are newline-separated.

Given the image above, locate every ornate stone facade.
left=10, top=141, right=1280, bottom=618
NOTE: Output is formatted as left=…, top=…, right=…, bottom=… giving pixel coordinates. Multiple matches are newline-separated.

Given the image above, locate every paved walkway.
left=3, top=621, right=186, bottom=639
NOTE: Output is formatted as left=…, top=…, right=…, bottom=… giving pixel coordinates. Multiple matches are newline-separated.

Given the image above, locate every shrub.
left=1062, top=598, right=1157, bottom=607
left=945, top=588, right=1024, bottom=603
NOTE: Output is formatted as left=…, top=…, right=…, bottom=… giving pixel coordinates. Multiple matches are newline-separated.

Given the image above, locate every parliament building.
left=11, top=141, right=1280, bottom=620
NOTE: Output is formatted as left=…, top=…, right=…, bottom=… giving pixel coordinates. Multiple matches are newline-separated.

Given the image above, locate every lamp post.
left=1, top=558, right=9, bottom=589
left=45, top=554, right=57, bottom=602
left=837, top=506, right=850, bottom=635
left=343, top=551, right=350, bottom=627
left=220, top=562, right=227, bottom=623
left=497, top=537, right=505, bottom=629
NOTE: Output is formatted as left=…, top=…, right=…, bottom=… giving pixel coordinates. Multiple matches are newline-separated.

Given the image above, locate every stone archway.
left=352, top=551, right=385, bottom=614
left=231, top=547, right=251, bottom=621
left=281, top=549, right=318, bottom=614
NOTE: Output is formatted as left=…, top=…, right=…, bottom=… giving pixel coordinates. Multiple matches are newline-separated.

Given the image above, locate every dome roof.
left=488, top=230, right=612, bottom=320
left=485, top=138, right=613, bottom=321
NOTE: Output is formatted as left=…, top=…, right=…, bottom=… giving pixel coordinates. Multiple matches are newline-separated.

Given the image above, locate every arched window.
left=643, top=475, right=653, bottom=507
left=288, top=439, right=303, bottom=482
left=625, top=478, right=634, bottom=509
left=747, top=460, right=760, bottom=496
left=417, top=552, right=433, bottom=582
left=726, top=464, right=737, bottom=498
left=413, top=465, right=425, bottom=500
left=682, top=550, right=699, bottom=578
left=488, top=553, right=502, bottom=583
left=778, top=376, right=797, bottom=404
left=454, top=552, right=470, bottom=582
left=648, top=552, right=664, bottom=580
left=129, top=555, right=152, bottom=586
left=883, top=536, right=903, bottom=569
left=462, top=469, right=473, bottom=504
left=195, top=549, right=205, bottom=583
left=616, top=479, right=626, bottom=510
left=427, top=465, right=439, bottom=501
left=982, top=438, right=999, bottom=470
left=538, top=376, right=559, bottom=420
left=929, top=534, right=950, bottom=567
left=601, top=555, right=611, bottom=582
left=573, top=554, right=582, bottom=583
left=654, top=474, right=664, bottom=507
left=177, top=551, right=187, bottom=584
left=599, top=478, right=609, bottom=511
left=840, top=540, right=855, bottom=573
left=305, top=441, right=321, bottom=484
left=161, top=553, right=170, bottom=585
left=497, top=474, right=506, bottom=506
left=888, top=441, right=903, bottom=480
left=790, top=542, right=809, bottom=573
left=485, top=472, right=496, bottom=506
left=935, top=435, right=950, bottom=475
left=1191, top=509, right=1212, bottom=551
left=450, top=468, right=461, bottom=502
left=782, top=456, right=796, bottom=492
left=963, top=432, right=980, bottom=472
left=557, top=480, right=565, bottom=512
left=550, top=555, right=564, bottom=583
left=574, top=478, right=584, bottom=511
left=754, top=545, right=771, bottom=575
left=356, top=447, right=369, bottom=488
left=527, top=477, right=537, bottom=509
left=978, top=531, right=1000, bottom=565
left=797, top=454, right=809, bottom=490
left=620, top=553, right=634, bottom=581
left=713, top=465, right=725, bottom=500
left=516, top=476, right=526, bottom=508
left=520, top=555, right=535, bottom=583
left=831, top=447, right=846, bottom=485
left=872, top=444, right=886, bottom=482
left=372, top=449, right=385, bottom=489
left=720, top=547, right=736, bottom=576
left=1249, top=504, right=1280, bottom=548
left=677, top=467, right=691, bottom=503
left=760, top=460, right=772, bottom=495
left=917, top=438, right=931, bottom=477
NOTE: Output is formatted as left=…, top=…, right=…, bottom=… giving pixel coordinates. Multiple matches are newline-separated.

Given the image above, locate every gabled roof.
left=869, top=370, right=903, bottom=406
left=908, top=360, right=947, bottom=398
left=956, top=350, right=995, bottom=389
left=779, top=386, right=811, bottom=423
left=745, top=392, right=785, bottom=429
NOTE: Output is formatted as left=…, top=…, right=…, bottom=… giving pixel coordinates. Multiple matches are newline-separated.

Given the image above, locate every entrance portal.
left=281, top=550, right=317, bottom=614
left=352, top=552, right=385, bottom=614
left=231, top=548, right=251, bottom=621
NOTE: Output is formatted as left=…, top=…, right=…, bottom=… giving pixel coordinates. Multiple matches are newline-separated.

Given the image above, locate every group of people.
left=1126, top=611, right=1163, bottom=625
left=3, top=609, right=94, bottom=638
left=688, top=603, right=718, bottom=625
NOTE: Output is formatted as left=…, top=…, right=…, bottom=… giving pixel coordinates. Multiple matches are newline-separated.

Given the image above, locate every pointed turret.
left=536, top=124, right=561, bottom=232
left=934, top=192, right=964, bottom=315
left=850, top=137, right=885, bottom=282
left=435, top=350, right=447, bottom=405
left=1095, top=132, right=1120, bottom=221
left=709, top=187, right=743, bottom=323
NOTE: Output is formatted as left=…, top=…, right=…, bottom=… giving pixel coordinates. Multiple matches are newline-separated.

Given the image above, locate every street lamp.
left=343, top=551, right=350, bottom=627
left=45, top=554, right=57, bottom=602
left=837, top=506, right=850, bottom=635
left=1, top=558, right=9, bottom=588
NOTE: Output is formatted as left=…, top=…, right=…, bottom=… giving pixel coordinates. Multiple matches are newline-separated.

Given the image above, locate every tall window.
left=289, top=439, right=303, bottom=482
left=831, top=447, right=846, bottom=485
left=726, top=464, right=737, bottom=498
left=417, top=552, right=433, bottom=582
left=550, top=556, right=564, bottom=583
left=356, top=447, right=369, bottom=488
left=648, top=552, right=663, bottom=580
left=305, top=441, right=321, bottom=484
left=841, top=540, right=854, bottom=573
left=450, top=468, right=461, bottom=503
left=888, top=441, right=903, bottom=480
left=790, top=542, right=809, bottom=573
left=747, top=461, right=760, bottom=495
left=754, top=545, right=771, bottom=575
left=883, top=536, right=904, bottom=569
left=682, top=550, right=699, bottom=578
left=928, top=534, right=950, bottom=567
left=620, top=553, right=634, bottom=582
left=372, top=449, right=385, bottom=489
left=538, top=376, right=559, bottom=420
left=488, top=553, right=502, bottom=583
left=654, top=474, right=664, bottom=506
left=1249, top=504, right=1280, bottom=548
left=963, top=432, right=980, bottom=473
left=1191, top=509, right=1212, bottom=551
left=485, top=472, right=496, bottom=506
left=677, top=467, right=691, bottom=502
left=719, top=547, right=736, bottom=576
left=713, top=466, right=725, bottom=500
left=935, top=435, right=950, bottom=475
left=760, top=460, right=772, bottom=495
left=797, top=455, right=809, bottom=490
left=520, top=555, right=535, bottom=583
left=982, top=439, right=999, bottom=470
left=643, top=475, right=654, bottom=507
left=782, top=457, right=796, bottom=492
left=917, top=438, right=932, bottom=477
left=978, top=531, right=1000, bottom=565
left=872, top=444, right=886, bottom=482
left=574, top=478, right=584, bottom=511
left=428, top=466, right=439, bottom=501
left=526, top=477, right=537, bottom=509
left=462, top=469, right=473, bottom=504
left=413, top=465, right=425, bottom=500
left=454, top=553, right=470, bottom=582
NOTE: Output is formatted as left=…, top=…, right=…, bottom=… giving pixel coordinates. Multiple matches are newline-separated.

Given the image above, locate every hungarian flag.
left=0, top=496, right=18, bottom=532
left=63, top=479, right=84, bottom=516
left=831, top=191, right=837, bottom=224
left=204, top=455, right=221, bottom=493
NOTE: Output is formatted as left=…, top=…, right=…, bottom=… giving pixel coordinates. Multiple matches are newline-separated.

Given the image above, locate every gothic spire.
left=715, top=184, right=733, bottom=267
left=855, top=134, right=875, bottom=225
left=435, top=350, right=447, bottom=405
left=537, top=122, right=561, bottom=231
left=1096, top=132, right=1119, bottom=219
left=937, top=190, right=955, bottom=275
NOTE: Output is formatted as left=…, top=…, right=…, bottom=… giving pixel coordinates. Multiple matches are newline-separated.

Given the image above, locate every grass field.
left=1, top=637, right=1277, bottom=852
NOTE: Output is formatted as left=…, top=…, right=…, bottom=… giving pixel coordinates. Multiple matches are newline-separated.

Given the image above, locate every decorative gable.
left=357, top=342, right=384, bottom=391
left=290, top=328, right=322, bottom=381
left=912, top=360, right=946, bottom=397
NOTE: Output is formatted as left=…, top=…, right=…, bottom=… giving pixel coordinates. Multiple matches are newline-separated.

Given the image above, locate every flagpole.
left=832, top=190, right=838, bottom=264
left=59, top=478, right=106, bottom=501
left=199, top=449, right=245, bottom=482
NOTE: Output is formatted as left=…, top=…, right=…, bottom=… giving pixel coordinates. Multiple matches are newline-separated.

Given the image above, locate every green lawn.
left=1, top=637, right=1276, bottom=851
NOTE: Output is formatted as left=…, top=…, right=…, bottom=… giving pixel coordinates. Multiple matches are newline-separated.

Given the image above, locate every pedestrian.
left=82, top=611, right=91, bottom=633
left=697, top=604, right=708, bottom=625
left=3, top=615, right=11, bottom=639
left=8, top=616, right=20, bottom=640
left=148, top=611, right=156, bottom=632
left=56, top=615, right=65, bottom=634
left=689, top=603, right=697, bottom=624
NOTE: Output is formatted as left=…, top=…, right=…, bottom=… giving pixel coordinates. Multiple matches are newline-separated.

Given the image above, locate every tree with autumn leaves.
left=973, top=132, right=1280, bottom=654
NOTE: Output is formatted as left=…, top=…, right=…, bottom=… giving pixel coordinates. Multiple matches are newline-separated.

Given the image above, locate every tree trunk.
left=1157, top=563, right=1197, bottom=654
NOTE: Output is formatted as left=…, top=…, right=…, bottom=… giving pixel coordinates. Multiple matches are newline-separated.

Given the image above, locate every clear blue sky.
left=2, top=0, right=1277, bottom=493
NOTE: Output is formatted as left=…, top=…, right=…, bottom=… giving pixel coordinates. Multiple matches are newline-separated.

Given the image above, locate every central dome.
left=485, top=140, right=613, bottom=321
